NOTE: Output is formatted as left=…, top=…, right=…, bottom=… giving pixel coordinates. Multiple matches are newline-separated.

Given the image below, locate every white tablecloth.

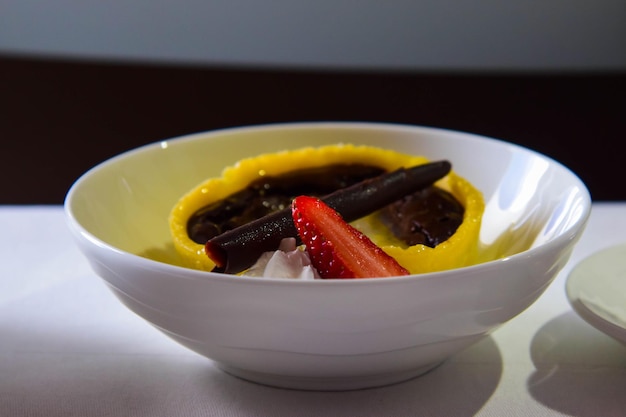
left=1, top=203, right=625, bottom=417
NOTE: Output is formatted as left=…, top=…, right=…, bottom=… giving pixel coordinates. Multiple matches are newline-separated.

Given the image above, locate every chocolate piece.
left=188, top=164, right=384, bottom=244
left=205, top=160, right=452, bottom=274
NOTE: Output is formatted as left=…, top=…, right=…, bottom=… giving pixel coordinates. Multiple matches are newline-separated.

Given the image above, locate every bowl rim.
left=64, top=121, right=592, bottom=286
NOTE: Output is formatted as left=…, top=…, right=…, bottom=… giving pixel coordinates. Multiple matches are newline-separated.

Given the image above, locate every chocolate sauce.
left=187, top=164, right=464, bottom=248
left=380, top=186, right=464, bottom=248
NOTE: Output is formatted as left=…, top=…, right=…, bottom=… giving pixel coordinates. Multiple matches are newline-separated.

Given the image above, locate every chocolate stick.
left=206, top=160, right=452, bottom=274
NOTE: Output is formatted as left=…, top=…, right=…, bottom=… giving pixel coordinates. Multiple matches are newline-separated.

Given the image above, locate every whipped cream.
left=242, top=238, right=320, bottom=279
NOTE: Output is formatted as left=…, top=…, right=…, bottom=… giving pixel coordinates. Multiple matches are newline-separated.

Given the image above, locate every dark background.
left=2, top=54, right=625, bottom=204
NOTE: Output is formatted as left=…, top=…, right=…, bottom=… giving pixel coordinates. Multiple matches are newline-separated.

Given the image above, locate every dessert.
left=169, top=144, right=484, bottom=276
left=203, top=159, right=454, bottom=274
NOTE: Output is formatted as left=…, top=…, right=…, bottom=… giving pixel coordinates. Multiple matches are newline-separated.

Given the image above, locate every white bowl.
left=65, top=122, right=591, bottom=391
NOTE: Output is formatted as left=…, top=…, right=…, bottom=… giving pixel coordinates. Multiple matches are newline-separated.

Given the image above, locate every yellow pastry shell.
left=169, top=144, right=484, bottom=275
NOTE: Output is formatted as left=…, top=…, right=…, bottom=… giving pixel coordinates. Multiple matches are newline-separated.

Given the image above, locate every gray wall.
left=2, top=0, right=625, bottom=71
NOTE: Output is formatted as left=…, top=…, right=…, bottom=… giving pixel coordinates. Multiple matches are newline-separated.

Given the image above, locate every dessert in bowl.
left=64, top=122, right=591, bottom=390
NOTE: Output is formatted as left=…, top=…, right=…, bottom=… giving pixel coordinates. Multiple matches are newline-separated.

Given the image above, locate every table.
left=1, top=203, right=625, bottom=416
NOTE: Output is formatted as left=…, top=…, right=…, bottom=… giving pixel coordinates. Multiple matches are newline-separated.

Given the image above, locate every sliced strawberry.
left=291, top=195, right=410, bottom=279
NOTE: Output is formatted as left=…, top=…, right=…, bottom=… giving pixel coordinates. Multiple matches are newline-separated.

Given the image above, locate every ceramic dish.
left=566, top=243, right=626, bottom=345
left=65, top=122, right=592, bottom=390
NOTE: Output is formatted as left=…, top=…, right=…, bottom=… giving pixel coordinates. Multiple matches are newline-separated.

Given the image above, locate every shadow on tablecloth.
left=529, top=310, right=626, bottom=417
